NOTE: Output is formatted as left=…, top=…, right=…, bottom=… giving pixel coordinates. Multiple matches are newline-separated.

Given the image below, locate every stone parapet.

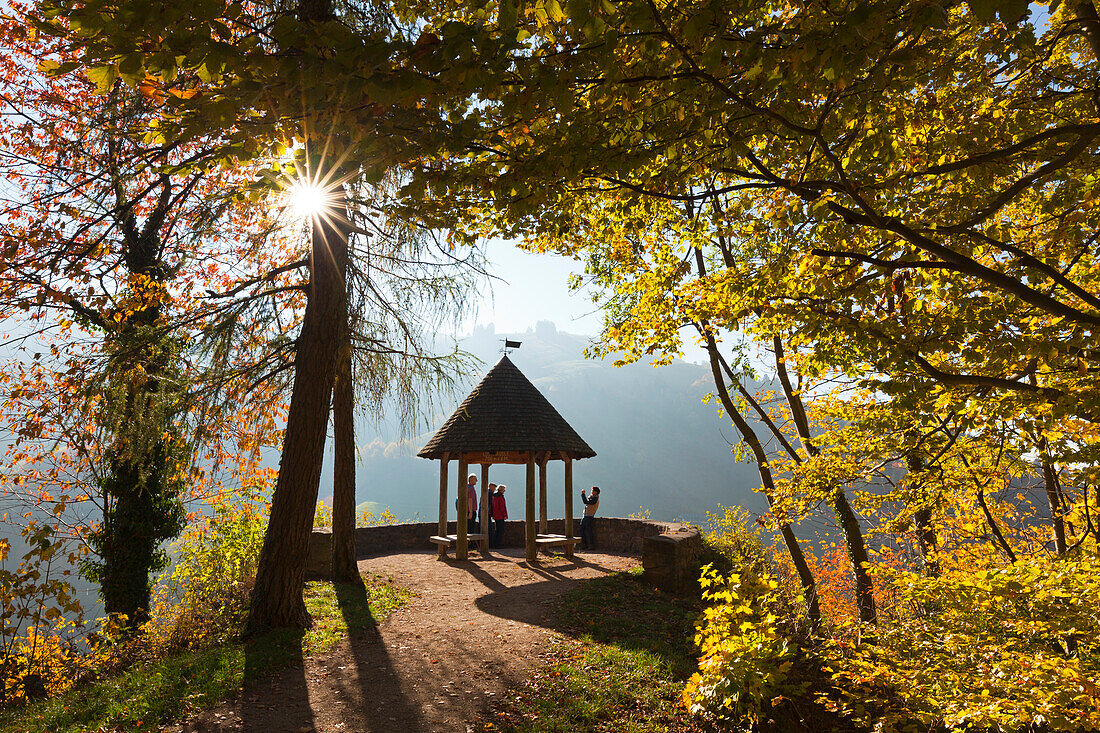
left=641, top=525, right=702, bottom=595
left=305, top=527, right=333, bottom=580
left=306, top=517, right=702, bottom=593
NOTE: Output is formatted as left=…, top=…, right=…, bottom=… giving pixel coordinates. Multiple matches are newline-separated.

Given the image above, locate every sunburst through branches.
left=284, top=174, right=342, bottom=225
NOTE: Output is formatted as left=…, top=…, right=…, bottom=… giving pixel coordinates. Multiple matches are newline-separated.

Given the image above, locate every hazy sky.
left=475, top=241, right=714, bottom=364
left=467, top=241, right=602, bottom=336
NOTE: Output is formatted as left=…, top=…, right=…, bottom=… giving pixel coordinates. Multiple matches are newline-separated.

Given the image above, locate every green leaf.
left=965, top=0, right=997, bottom=21
left=85, top=64, right=119, bottom=93
left=546, top=0, right=566, bottom=23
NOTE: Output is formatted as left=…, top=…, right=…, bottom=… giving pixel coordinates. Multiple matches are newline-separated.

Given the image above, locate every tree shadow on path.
left=324, top=580, right=429, bottom=731
left=178, top=580, right=427, bottom=733
left=233, top=628, right=314, bottom=733
left=472, top=565, right=701, bottom=679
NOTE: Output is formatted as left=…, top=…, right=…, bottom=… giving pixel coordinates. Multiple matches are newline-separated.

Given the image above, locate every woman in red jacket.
left=490, top=485, right=508, bottom=548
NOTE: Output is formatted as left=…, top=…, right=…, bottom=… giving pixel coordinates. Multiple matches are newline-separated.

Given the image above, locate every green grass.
left=480, top=569, right=709, bottom=733
left=0, top=576, right=412, bottom=733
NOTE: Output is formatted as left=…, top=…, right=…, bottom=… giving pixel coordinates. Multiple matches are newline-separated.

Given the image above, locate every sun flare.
left=285, top=179, right=333, bottom=220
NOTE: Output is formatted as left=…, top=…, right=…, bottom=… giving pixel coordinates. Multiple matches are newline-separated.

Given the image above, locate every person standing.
left=482, top=482, right=497, bottom=535
left=466, top=474, right=479, bottom=527
left=579, top=486, right=600, bottom=550
left=458, top=474, right=478, bottom=526
left=491, top=485, right=508, bottom=548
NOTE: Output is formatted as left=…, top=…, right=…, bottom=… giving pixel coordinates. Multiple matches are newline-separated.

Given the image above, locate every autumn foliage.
left=381, top=0, right=1100, bottom=728
left=3, top=0, right=1100, bottom=730
left=0, top=0, right=299, bottom=699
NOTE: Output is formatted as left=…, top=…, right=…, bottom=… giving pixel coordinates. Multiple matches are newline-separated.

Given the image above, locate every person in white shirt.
left=579, top=486, right=600, bottom=550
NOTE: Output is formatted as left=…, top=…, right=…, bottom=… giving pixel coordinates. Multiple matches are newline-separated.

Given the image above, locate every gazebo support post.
left=437, top=454, right=449, bottom=558
left=457, top=457, right=469, bottom=560
left=480, top=463, right=490, bottom=552
left=538, top=455, right=548, bottom=535
left=525, top=452, right=537, bottom=562
left=564, top=457, right=574, bottom=558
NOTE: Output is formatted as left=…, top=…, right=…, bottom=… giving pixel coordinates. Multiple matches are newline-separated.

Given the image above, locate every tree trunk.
left=902, top=450, right=940, bottom=576
left=691, top=248, right=820, bottom=621
left=831, top=489, right=877, bottom=629
left=773, top=335, right=876, bottom=628
left=701, top=331, right=821, bottom=622
left=93, top=176, right=186, bottom=629
left=1075, top=2, right=1100, bottom=64
left=1040, top=448, right=1068, bottom=556
left=332, top=310, right=361, bottom=583
left=977, top=484, right=1018, bottom=563
left=247, top=196, right=348, bottom=633
left=1028, top=375, right=1069, bottom=555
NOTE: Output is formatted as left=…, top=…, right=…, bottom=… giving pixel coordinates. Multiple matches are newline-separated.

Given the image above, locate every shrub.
left=0, top=523, right=88, bottom=704
left=320, top=503, right=399, bottom=528
left=700, top=505, right=772, bottom=577
left=700, top=505, right=808, bottom=619
left=822, top=555, right=1100, bottom=732
left=313, top=499, right=332, bottom=529
left=356, top=507, right=397, bottom=527
left=144, top=482, right=270, bottom=654
left=682, top=565, right=802, bottom=729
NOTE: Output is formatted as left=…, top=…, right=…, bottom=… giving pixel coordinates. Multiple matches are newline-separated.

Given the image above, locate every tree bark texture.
left=1076, top=2, right=1100, bottom=64
left=332, top=312, right=360, bottom=583
left=977, top=486, right=1018, bottom=563
left=94, top=176, right=186, bottom=628
left=831, top=489, right=877, bottom=629
left=247, top=200, right=348, bottom=632
left=1040, top=451, right=1069, bottom=555
left=902, top=450, right=940, bottom=577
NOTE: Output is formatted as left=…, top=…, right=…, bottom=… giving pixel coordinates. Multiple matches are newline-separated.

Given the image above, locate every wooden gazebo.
left=418, top=355, right=596, bottom=562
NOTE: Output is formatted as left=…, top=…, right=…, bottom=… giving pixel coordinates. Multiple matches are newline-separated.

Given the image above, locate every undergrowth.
left=0, top=577, right=411, bottom=733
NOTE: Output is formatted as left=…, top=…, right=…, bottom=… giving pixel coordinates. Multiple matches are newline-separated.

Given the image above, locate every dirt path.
left=166, top=548, right=638, bottom=732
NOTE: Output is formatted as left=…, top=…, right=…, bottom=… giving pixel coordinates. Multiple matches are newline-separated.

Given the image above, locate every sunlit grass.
left=480, top=569, right=706, bottom=733
left=0, top=578, right=412, bottom=733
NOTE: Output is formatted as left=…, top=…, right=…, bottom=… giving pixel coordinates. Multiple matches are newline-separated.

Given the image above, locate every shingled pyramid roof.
left=418, top=355, right=596, bottom=461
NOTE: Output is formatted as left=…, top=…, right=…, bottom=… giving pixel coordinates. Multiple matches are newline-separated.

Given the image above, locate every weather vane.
left=500, top=338, right=521, bottom=355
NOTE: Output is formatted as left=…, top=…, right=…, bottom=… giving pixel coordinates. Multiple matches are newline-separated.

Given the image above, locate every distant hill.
left=319, top=321, right=768, bottom=524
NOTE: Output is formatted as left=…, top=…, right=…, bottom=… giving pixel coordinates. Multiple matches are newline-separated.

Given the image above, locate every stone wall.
left=642, top=525, right=702, bottom=595
left=306, top=527, right=333, bottom=579
left=306, top=517, right=703, bottom=594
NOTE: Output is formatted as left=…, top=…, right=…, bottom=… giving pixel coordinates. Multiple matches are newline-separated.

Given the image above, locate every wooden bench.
left=430, top=533, right=488, bottom=556
left=535, top=533, right=580, bottom=552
